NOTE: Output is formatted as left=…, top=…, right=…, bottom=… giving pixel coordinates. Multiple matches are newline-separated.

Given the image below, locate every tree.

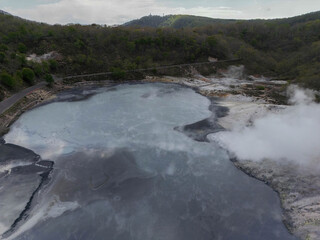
left=22, top=68, right=35, bottom=85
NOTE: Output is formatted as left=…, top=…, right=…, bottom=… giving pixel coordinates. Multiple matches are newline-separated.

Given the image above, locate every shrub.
left=0, top=52, right=5, bottom=63
left=10, top=52, right=16, bottom=59
left=256, top=85, right=265, bottom=90
left=0, top=44, right=8, bottom=52
left=17, top=53, right=26, bottom=66
left=0, top=89, right=4, bottom=101
left=74, top=54, right=86, bottom=64
left=18, top=43, right=27, bottom=53
left=151, top=68, right=157, bottom=75
left=126, top=41, right=136, bottom=52
left=0, top=72, right=16, bottom=89
left=15, top=70, right=23, bottom=79
left=74, top=39, right=85, bottom=49
left=49, top=59, right=58, bottom=71
left=207, top=36, right=217, bottom=47
left=42, top=62, right=50, bottom=73
left=13, top=71, right=23, bottom=88
left=22, top=68, right=35, bottom=85
left=45, top=73, right=54, bottom=87
left=111, top=67, right=126, bottom=80
left=33, top=63, right=44, bottom=76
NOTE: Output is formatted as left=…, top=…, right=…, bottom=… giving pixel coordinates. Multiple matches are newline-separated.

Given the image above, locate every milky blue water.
left=2, top=83, right=296, bottom=240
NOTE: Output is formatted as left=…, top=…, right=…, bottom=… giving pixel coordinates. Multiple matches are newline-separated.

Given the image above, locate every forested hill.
left=125, top=11, right=320, bottom=28
left=0, top=10, right=10, bottom=15
left=123, top=15, right=237, bottom=28
left=0, top=10, right=320, bottom=101
left=272, top=11, right=320, bottom=24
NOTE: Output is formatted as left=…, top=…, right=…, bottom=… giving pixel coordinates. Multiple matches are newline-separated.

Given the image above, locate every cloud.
left=238, top=0, right=320, bottom=19
left=3, top=0, right=243, bottom=25
left=2, top=0, right=320, bottom=25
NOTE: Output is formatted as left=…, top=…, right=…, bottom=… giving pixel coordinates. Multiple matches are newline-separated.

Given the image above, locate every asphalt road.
left=0, top=82, right=46, bottom=115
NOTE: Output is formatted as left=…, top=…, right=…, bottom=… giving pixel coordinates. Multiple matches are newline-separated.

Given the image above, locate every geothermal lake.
left=1, top=83, right=296, bottom=240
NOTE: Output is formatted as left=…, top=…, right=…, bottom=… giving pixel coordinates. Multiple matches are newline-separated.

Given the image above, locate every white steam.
left=212, top=86, right=320, bottom=169
left=287, top=85, right=315, bottom=105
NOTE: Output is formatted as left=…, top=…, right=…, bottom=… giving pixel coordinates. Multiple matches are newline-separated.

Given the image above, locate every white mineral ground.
left=211, top=90, right=320, bottom=240
left=148, top=67, right=320, bottom=240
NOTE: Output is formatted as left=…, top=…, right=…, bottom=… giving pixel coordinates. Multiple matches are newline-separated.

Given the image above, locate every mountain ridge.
left=0, top=9, right=11, bottom=15
left=123, top=14, right=237, bottom=28
left=124, top=11, right=320, bottom=28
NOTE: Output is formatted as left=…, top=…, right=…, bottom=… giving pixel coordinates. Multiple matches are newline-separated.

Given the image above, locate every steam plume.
left=212, top=86, right=320, bottom=169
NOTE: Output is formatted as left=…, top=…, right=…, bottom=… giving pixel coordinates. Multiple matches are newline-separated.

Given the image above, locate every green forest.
left=1, top=10, right=320, bottom=100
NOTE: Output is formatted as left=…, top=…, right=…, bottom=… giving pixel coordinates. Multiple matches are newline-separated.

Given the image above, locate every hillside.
left=124, top=14, right=236, bottom=28
left=0, top=10, right=10, bottom=15
left=124, top=11, right=320, bottom=28
left=273, top=10, right=320, bottom=24
left=0, top=10, right=320, bottom=101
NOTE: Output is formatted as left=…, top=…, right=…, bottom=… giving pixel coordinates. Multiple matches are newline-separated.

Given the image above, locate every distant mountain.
left=123, top=15, right=236, bottom=28
left=124, top=11, right=320, bottom=29
left=0, top=10, right=11, bottom=15
left=273, top=10, right=320, bottom=24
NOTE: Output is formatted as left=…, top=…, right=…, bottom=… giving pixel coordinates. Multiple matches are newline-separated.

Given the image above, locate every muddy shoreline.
left=0, top=76, right=318, bottom=240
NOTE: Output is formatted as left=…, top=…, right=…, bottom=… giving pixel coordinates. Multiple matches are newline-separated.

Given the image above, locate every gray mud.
left=176, top=100, right=228, bottom=142
left=0, top=142, right=53, bottom=237
left=1, top=83, right=296, bottom=240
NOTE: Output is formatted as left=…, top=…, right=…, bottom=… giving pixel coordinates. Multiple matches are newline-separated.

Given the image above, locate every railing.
left=63, top=59, right=242, bottom=80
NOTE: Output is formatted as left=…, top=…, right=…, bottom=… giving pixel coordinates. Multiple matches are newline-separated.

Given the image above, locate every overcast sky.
left=0, top=0, right=319, bottom=25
